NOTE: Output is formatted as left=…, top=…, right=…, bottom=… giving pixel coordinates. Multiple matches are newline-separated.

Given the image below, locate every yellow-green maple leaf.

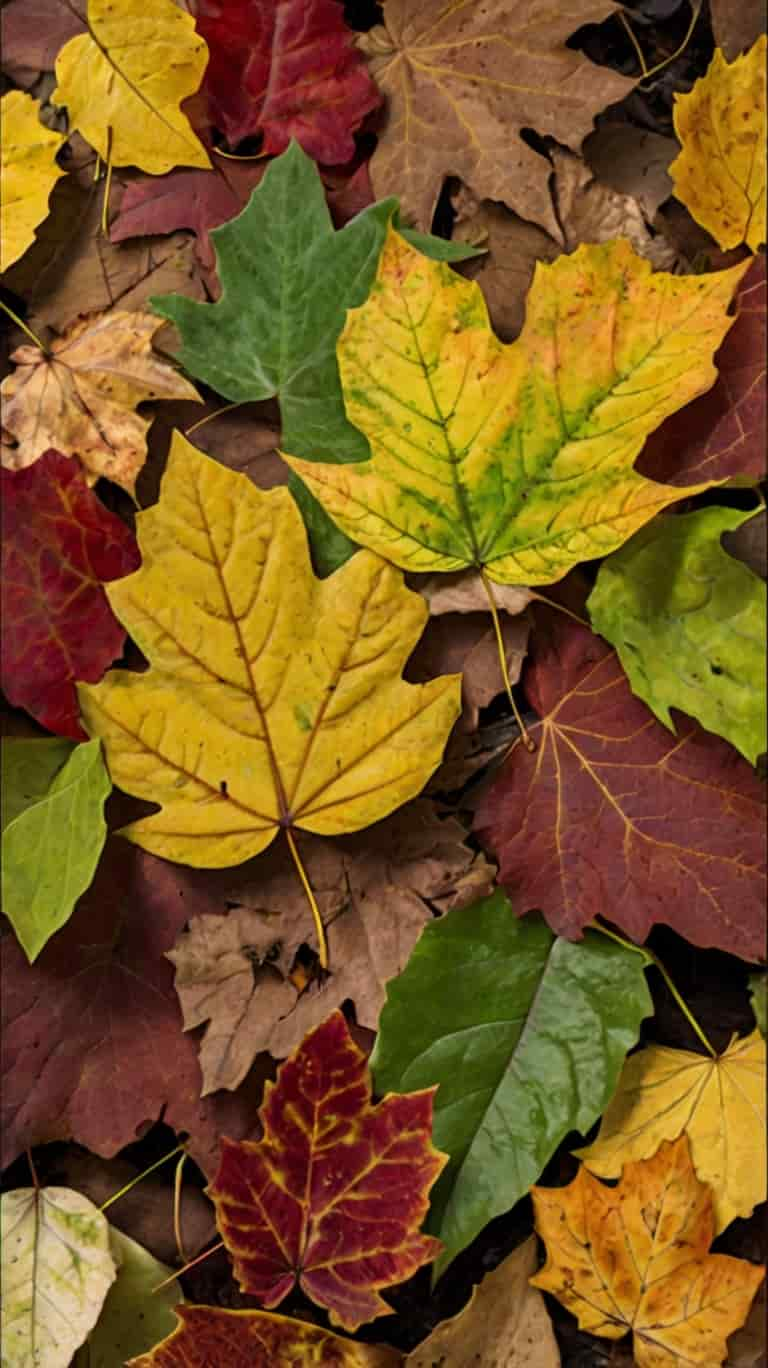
left=77, top=433, right=461, bottom=869
left=573, top=1030, right=766, bottom=1234
left=671, top=35, right=766, bottom=253
left=0, top=91, right=65, bottom=272
left=53, top=0, right=210, bottom=174
left=283, top=230, right=747, bottom=586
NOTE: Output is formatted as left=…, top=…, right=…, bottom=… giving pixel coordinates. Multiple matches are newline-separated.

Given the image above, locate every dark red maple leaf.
left=209, top=1011, right=446, bottom=1331
left=474, top=612, right=766, bottom=961
left=637, top=254, right=766, bottom=484
left=195, top=0, right=381, bottom=161
left=1, top=451, right=140, bottom=738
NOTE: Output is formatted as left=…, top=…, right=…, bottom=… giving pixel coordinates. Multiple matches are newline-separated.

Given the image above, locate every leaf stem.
left=285, top=826, right=328, bottom=969
left=0, top=300, right=48, bottom=353
left=152, top=1240, right=224, bottom=1292
left=619, top=1, right=703, bottom=86
left=213, top=146, right=268, bottom=161
left=100, top=128, right=114, bottom=236
left=26, top=1148, right=40, bottom=1190
left=173, top=1151, right=188, bottom=1265
left=99, top=1142, right=186, bottom=1213
left=528, top=590, right=590, bottom=629
left=479, top=568, right=534, bottom=750
left=185, top=402, right=244, bottom=437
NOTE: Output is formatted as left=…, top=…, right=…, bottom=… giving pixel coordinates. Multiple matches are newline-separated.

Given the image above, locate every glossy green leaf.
left=74, top=1228, right=182, bottom=1368
left=588, top=505, right=767, bottom=764
left=151, top=140, right=480, bottom=573
left=1, top=737, right=111, bottom=962
left=371, top=890, right=653, bottom=1278
left=750, top=974, right=767, bottom=1036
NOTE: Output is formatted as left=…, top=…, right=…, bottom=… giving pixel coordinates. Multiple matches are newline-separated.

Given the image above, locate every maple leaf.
left=573, top=1030, right=766, bottom=1234
left=0, top=90, right=65, bottom=271
left=1, top=451, right=140, bottom=738
left=196, top=0, right=381, bottom=162
left=638, top=254, right=766, bottom=484
left=588, top=504, right=767, bottom=765
left=285, top=229, right=748, bottom=586
left=1, top=312, right=202, bottom=495
left=52, top=0, right=210, bottom=174
left=128, top=1305, right=401, bottom=1368
left=474, top=612, right=767, bottom=960
left=670, top=35, right=766, bottom=252
left=78, top=433, right=460, bottom=881
left=208, top=1011, right=446, bottom=1330
left=531, top=1135, right=765, bottom=1366
left=0, top=0, right=86, bottom=89
left=358, top=0, right=634, bottom=234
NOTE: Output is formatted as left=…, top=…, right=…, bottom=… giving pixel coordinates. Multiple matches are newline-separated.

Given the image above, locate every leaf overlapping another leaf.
left=0, top=90, right=65, bottom=271
left=128, top=1305, right=401, bottom=1367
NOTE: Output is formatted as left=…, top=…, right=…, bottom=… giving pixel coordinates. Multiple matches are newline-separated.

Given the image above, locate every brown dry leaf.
left=710, top=0, right=766, bottom=60
left=406, top=1236, right=560, bottom=1367
left=427, top=715, right=521, bottom=795
left=584, top=122, right=678, bottom=218
left=727, top=1281, right=766, bottom=1367
left=167, top=802, right=494, bottom=1093
left=1, top=311, right=201, bottom=494
left=551, top=147, right=678, bottom=269
left=414, top=570, right=533, bottom=619
left=724, top=508, right=767, bottom=580
left=359, top=0, right=634, bottom=234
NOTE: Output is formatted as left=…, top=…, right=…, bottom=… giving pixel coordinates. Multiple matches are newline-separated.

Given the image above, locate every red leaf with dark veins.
left=209, top=1012, right=446, bottom=1331
left=1, top=451, right=140, bottom=738
left=474, top=612, right=767, bottom=961
left=196, top=0, right=381, bottom=161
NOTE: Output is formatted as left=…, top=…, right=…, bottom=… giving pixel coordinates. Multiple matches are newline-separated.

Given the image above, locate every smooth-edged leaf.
left=209, top=1011, right=446, bottom=1331
left=475, top=613, right=767, bottom=960
left=709, top=0, right=766, bottom=61
left=195, top=0, right=380, bottom=160
left=127, top=1305, right=402, bottom=1367
left=0, top=90, right=65, bottom=270
left=531, top=1136, right=765, bottom=1367
left=284, top=229, right=748, bottom=586
left=670, top=35, right=766, bottom=251
left=1, top=313, right=202, bottom=495
left=0, top=0, right=86, bottom=87
left=1, top=1186, right=116, bottom=1368
left=1, top=451, right=141, bottom=738
left=371, top=890, right=652, bottom=1277
left=1, top=738, right=110, bottom=962
left=573, top=1030, right=767, bottom=1233
left=588, top=505, right=767, bottom=764
left=75, top=1228, right=182, bottom=1368
left=78, top=433, right=460, bottom=869
left=52, top=0, right=210, bottom=173
left=750, top=974, right=767, bottom=1036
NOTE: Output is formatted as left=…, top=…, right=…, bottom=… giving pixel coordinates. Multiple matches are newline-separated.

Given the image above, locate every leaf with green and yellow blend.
left=284, top=229, right=748, bottom=585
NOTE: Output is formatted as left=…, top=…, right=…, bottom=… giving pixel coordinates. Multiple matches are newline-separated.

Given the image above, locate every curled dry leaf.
left=0, top=90, right=65, bottom=271
left=1, top=312, right=202, bottom=495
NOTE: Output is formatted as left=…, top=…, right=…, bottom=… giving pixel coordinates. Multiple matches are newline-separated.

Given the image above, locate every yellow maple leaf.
left=572, top=1029, right=766, bottom=1234
left=531, top=1134, right=765, bottom=1367
left=1, top=311, right=201, bottom=496
left=52, top=0, right=210, bottom=174
left=0, top=91, right=65, bottom=272
left=284, top=229, right=747, bottom=586
left=671, top=35, right=766, bottom=252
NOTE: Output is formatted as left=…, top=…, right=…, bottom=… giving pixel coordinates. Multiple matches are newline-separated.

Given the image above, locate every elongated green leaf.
left=151, top=141, right=479, bottom=573
left=750, top=974, right=767, bottom=1036
left=371, top=890, right=652, bottom=1277
left=1, top=738, right=111, bottom=962
left=74, top=1228, right=182, bottom=1368
left=588, top=505, right=767, bottom=764
left=1, top=1187, right=116, bottom=1368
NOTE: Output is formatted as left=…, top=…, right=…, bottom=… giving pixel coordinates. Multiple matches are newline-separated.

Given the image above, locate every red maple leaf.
left=1, top=451, right=140, bottom=738
left=637, top=254, right=766, bottom=484
left=195, top=0, right=381, bottom=161
left=209, top=1011, right=446, bottom=1331
left=474, top=613, right=766, bottom=961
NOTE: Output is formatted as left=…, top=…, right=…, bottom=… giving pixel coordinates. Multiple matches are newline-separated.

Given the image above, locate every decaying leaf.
left=52, top=0, right=210, bottom=173
left=408, top=606, right=530, bottom=733
left=1, top=1186, right=116, bottom=1368
left=78, top=434, right=460, bottom=871
left=196, top=0, right=380, bottom=161
left=75, top=1228, right=182, bottom=1368
left=0, top=0, right=86, bottom=88
left=1, top=312, right=202, bottom=494
left=584, top=122, right=677, bottom=219
left=358, top=0, right=634, bottom=234
left=573, top=1030, right=767, bottom=1234
left=285, top=229, right=746, bottom=585
left=671, top=35, right=766, bottom=252
left=709, top=0, right=766, bottom=61
left=209, top=1011, right=446, bottom=1330
left=0, top=90, right=65, bottom=271
left=531, top=1135, right=765, bottom=1366
left=475, top=613, right=767, bottom=960
left=1, top=451, right=140, bottom=738
left=406, top=1237, right=560, bottom=1367
left=128, top=1305, right=401, bottom=1368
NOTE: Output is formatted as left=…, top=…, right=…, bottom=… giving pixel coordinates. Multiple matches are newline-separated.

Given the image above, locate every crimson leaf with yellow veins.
left=284, top=229, right=748, bottom=586
left=77, top=435, right=461, bottom=965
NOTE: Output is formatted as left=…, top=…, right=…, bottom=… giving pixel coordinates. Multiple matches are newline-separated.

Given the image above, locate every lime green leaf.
left=1, top=1187, right=116, bottom=1368
left=1, top=738, right=111, bottom=962
left=371, top=889, right=652, bottom=1278
left=74, top=1228, right=182, bottom=1368
left=750, top=974, right=767, bottom=1036
left=588, top=505, right=767, bottom=765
